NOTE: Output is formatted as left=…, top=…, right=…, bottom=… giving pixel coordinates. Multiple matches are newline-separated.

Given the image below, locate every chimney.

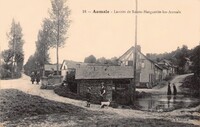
left=136, top=45, right=141, bottom=52
left=146, top=53, right=151, bottom=58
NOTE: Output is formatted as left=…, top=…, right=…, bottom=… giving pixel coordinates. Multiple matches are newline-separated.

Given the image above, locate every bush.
left=0, top=65, right=22, bottom=79
left=54, top=85, right=83, bottom=100
left=112, top=90, right=132, bottom=105
left=181, top=75, right=200, bottom=97
left=0, top=67, right=11, bottom=79
left=40, top=85, right=55, bottom=90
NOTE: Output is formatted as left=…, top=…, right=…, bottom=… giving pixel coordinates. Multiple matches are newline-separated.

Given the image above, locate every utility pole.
left=131, top=0, right=138, bottom=105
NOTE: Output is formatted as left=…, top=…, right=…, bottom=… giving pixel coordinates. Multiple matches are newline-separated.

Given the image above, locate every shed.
left=75, top=65, right=134, bottom=103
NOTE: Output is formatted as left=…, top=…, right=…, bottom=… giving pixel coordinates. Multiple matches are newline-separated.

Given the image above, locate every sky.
left=0, top=0, right=200, bottom=63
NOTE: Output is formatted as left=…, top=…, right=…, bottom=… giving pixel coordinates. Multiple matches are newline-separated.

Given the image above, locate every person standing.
left=36, top=71, right=41, bottom=84
left=100, top=82, right=106, bottom=108
left=86, top=87, right=92, bottom=107
left=173, top=83, right=177, bottom=95
left=167, top=82, right=172, bottom=95
left=30, top=72, right=35, bottom=84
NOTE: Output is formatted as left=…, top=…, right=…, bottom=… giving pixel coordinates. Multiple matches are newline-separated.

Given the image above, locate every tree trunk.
left=56, top=19, right=60, bottom=75
left=56, top=41, right=59, bottom=75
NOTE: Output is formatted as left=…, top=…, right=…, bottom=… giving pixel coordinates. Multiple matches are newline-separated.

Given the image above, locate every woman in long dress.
left=167, top=82, right=172, bottom=95
left=173, top=83, right=177, bottom=95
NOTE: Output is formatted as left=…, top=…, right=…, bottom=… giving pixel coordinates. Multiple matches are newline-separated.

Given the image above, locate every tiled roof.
left=75, top=65, right=134, bottom=79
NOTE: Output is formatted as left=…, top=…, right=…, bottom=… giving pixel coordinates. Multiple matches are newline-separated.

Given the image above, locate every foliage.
left=0, top=19, right=24, bottom=79
left=0, top=67, right=11, bottom=79
left=1, top=49, right=13, bottom=65
left=84, top=55, right=119, bottom=65
left=191, top=45, right=200, bottom=77
left=48, top=0, right=70, bottom=74
left=190, top=45, right=200, bottom=96
left=54, top=85, right=83, bottom=100
left=7, top=19, right=24, bottom=71
left=7, top=19, right=24, bottom=53
left=147, top=45, right=190, bottom=74
left=96, top=57, right=107, bottom=64
left=84, top=55, right=96, bottom=63
left=109, top=57, right=119, bottom=65
left=175, top=45, right=189, bottom=74
left=180, top=45, right=200, bottom=97
left=35, top=19, right=52, bottom=66
left=96, top=57, right=119, bottom=65
left=23, top=55, right=38, bottom=76
left=24, top=19, right=52, bottom=76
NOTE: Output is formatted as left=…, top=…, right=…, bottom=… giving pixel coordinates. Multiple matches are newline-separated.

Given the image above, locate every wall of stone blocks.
left=77, top=79, right=113, bottom=103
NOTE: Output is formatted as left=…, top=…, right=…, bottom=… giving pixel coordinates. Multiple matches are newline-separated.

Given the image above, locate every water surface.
left=136, top=94, right=200, bottom=112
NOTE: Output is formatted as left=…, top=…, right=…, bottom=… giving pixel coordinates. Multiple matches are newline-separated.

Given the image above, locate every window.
left=141, top=59, right=145, bottom=68
left=128, top=61, right=133, bottom=66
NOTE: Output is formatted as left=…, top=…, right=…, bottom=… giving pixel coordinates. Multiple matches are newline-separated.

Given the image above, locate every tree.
left=6, top=19, right=24, bottom=78
left=110, top=57, right=119, bottom=65
left=49, top=0, right=70, bottom=75
left=0, top=49, right=13, bottom=78
left=24, top=19, right=52, bottom=76
left=175, top=45, right=189, bottom=74
left=190, top=45, right=200, bottom=96
left=96, top=57, right=119, bottom=65
left=191, top=45, right=200, bottom=77
left=35, top=19, right=52, bottom=68
left=24, top=55, right=37, bottom=76
left=1, top=49, right=13, bottom=65
left=84, top=55, right=96, bottom=63
left=97, top=57, right=107, bottom=64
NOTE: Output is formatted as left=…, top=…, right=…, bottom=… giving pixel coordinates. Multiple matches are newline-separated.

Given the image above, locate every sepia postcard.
left=0, top=0, right=200, bottom=126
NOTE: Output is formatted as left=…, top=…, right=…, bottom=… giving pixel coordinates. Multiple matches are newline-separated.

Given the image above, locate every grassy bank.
left=0, top=89, right=198, bottom=127
left=0, top=89, right=99, bottom=122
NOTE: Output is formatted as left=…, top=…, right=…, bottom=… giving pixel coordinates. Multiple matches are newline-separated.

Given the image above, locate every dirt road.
left=0, top=74, right=200, bottom=126
left=160, top=73, right=193, bottom=93
left=137, top=73, right=194, bottom=94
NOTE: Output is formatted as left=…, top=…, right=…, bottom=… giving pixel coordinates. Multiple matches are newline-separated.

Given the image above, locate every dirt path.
left=160, top=73, right=193, bottom=93
left=0, top=74, right=88, bottom=109
left=0, top=73, right=199, bottom=126
left=137, top=73, right=193, bottom=94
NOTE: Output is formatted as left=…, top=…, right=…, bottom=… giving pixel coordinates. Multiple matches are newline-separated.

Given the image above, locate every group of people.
left=86, top=82, right=106, bottom=108
left=167, top=82, right=177, bottom=95
left=30, top=71, right=41, bottom=84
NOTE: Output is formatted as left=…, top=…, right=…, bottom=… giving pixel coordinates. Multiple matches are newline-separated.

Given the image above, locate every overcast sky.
left=0, top=0, right=200, bottom=63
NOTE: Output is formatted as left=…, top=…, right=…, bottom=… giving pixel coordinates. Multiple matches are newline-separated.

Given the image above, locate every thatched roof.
left=75, top=65, right=134, bottom=79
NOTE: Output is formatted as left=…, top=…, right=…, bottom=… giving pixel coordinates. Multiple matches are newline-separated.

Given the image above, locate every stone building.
left=75, top=65, right=134, bottom=103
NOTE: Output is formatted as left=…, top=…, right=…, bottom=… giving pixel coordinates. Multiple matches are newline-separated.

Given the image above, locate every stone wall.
left=41, top=75, right=63, bottom=86
left=77, top=79, right=113, bottom=104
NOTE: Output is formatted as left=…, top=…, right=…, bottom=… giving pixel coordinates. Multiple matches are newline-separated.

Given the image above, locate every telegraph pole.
left=133, top=0, right=138, bottom=104
left=131, top=0, right=138, bottom=105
